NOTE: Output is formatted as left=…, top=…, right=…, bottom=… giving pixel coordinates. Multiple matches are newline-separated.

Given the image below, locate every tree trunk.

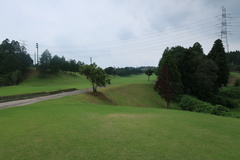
left=92, top=83, right=97, bottom=92
left=166, top=101, right=170, bottom=109
left=148, top=76, right=150, bottom=81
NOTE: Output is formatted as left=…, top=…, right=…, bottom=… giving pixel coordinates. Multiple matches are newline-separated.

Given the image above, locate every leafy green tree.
left=104, top=67, right=116, bottom=75
left=145, top=69, right=153, bottom=81
left=155, top=47, right=170, bottom=76
left=0, top=39, right=33, bottom=86
left=155, top=53, right=182, bottom=108
left=192, top=42, right=204, bottom=54
left=80, top=63, right=111, bottom=92
left=50, top=55, right=61, bottom=74
left=192, top=54, right=218, bottom=100
left=38, top=50, right=52, bottom=74
left=69, top=59, right=79, bottom=74
left=208, top=39, right=229, bottom=87
left=10, top=70, right=23, bottom=85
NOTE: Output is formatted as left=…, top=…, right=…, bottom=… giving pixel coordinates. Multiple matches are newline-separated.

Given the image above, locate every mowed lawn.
left=0, top=71, right=154, bottom=96
left=1, top=87, right=240, bottom=160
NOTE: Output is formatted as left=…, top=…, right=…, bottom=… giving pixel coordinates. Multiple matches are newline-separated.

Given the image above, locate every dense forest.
left=155, top=39, right=240, bottom=117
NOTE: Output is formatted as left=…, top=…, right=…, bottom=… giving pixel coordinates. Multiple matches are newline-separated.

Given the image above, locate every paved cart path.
left=0, top=89, right=88, bottom=109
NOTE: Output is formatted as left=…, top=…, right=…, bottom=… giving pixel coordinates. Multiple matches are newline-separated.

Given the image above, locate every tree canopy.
left=145, top=69, right=154, bottom=81
left=37, top=50, right=84, bottom=75
left=81, top=63, right=111, bottom=92
left=155, top=40, right=225, bottom=103
left=207, top=39, right=229, bottom=87
left=155, top=53, right=182, bottom=108
left=0, top=39, right=33, bottom=86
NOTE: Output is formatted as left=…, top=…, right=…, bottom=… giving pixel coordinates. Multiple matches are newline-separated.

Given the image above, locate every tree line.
left=155, top=39, right=230, bottom=108
left=104, top=66, right=156, bottom=77
left=37, top=49, right=84, bottom=75
left=227, top=50, right=240, bottom=72
left=0, top=39, right=33, bottom=86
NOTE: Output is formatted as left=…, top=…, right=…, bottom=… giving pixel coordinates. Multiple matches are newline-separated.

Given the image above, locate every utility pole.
left=34, top=52, right=36, bottom=65
left=36, top=43, right=38, bottom=65
left=90, top=57, right=92, bottom=64
left=221, top=6, right=230, bottom=53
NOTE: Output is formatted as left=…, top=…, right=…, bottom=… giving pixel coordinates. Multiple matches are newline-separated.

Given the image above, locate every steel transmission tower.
left=221, top=6, right=230, bottom=53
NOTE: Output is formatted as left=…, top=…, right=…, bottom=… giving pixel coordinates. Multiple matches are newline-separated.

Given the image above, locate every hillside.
left=1, top=71, right=240, bottom=159
left=99, top=84, right=179, bottom=109
left=0, top=68, right=155, bottom=97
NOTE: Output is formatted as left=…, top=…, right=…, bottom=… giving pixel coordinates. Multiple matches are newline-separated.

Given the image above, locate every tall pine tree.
left=208, top=39, right=229, bottom=87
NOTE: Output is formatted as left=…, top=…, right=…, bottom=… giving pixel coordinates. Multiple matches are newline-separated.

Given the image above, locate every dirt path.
left=0, top=89, right=88, bottom=109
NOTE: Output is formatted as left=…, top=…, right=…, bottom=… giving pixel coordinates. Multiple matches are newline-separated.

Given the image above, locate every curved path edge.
left=0, top=89, right=88, bottom=109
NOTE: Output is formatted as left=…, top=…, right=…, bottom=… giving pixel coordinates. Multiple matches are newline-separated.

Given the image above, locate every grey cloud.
left=117, top=28, right=135, bottom=40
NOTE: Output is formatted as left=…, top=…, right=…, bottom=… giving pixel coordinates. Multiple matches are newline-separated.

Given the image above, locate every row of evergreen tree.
left=104, top=66, right=148, bottom=76
left=155, top=39, right=229, bottom=108
left=0, top=39, right=33, bottom=86
left=37, top=49, right=84, bottom=75
left=227, top=50, right=240, bottom=71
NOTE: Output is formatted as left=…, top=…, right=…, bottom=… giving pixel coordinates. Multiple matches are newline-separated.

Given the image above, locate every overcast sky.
left=1, top=0, right=239, bottom=68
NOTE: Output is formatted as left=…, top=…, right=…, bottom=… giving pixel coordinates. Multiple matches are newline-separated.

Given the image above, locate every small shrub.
left=210, top=105, right=229, bottom=116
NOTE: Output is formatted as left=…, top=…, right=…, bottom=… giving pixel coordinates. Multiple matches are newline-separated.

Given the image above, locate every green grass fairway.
left=1, top=87, right=240, bottom=160
left=231, top=72, right=240, bottom=78
left=110, top=74, right=156, bottom=84
left=0, top=73, right=91, bottom=96
left=0, top=70, right=154, bottom=96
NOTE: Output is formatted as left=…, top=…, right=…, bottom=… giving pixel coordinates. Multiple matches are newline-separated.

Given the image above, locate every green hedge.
left=220, top=87, right=240, bottom=99
left=211, top=95, right=240, bottom=109
left=179, top=95, right=239, bottom=118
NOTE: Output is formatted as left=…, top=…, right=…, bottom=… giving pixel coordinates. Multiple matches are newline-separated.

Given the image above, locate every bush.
left=210, top=105, right=230, bottom=116
left=211, top=95, right=240, bottom=109
left=179, top=95, right=231, bottom=117
left=220, top=87, right=240, bottom=99
left=234, top=78, right=240, bottom=87
left=10, top=70, right=23, bottom=85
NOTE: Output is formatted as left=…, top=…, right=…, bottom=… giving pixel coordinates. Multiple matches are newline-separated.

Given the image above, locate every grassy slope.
left=0, top=69, right=155, bottom=96
left=0, top=93, right=240, bottom=160
left=0, top=73, right=90, bottom=96
left=100, top=84, right=179, bottom=109
left=231, top=72, right=240, bottom=78
left=228, top=72, right=240, bottom=86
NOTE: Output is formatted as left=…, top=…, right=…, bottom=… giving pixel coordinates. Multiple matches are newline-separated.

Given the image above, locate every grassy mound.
left=99, top=84, right=179, bottom=109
